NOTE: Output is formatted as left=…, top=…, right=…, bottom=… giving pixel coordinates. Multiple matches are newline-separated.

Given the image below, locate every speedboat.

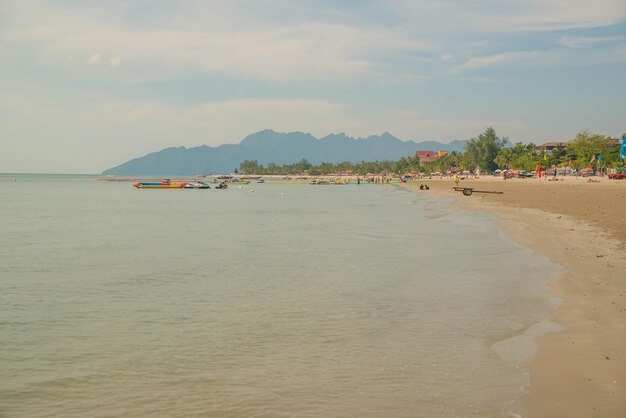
left=133, top=180, right=186, bottom=189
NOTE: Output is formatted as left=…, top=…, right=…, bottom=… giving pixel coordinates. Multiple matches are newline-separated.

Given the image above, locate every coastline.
left=403, top=177, right=626, bottom=417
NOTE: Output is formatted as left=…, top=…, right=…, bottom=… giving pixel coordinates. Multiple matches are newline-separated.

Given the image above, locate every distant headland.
left=101, top=129, right=467, bottom=176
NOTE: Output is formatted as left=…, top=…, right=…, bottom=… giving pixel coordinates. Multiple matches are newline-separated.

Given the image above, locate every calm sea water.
left=0, top=174, right=562, bottom=418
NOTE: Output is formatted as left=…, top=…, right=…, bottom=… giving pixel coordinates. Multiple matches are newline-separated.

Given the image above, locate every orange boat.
left=132, top=180, right=187, bottom=189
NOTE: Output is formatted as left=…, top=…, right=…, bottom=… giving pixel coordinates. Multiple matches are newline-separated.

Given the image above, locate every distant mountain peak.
left=102, top=129, right=468, bottom=176
left=241, top=129, right=317, bottom=147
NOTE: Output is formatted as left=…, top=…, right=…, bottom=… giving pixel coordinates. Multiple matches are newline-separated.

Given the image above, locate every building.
left=538, top=141, right=569, bottom=155
left=415, top=151, right=440, bottom=163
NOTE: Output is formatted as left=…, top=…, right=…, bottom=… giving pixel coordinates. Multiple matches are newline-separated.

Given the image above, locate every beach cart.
left=453, top=187, right=504, bottom=196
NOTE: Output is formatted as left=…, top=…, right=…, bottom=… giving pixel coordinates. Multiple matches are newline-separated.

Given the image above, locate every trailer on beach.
left=453, top=187, right=503, bottom=196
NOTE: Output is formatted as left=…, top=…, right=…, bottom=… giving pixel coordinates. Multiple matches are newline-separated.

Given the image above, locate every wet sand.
left=405, top=176, right=626, bottom=417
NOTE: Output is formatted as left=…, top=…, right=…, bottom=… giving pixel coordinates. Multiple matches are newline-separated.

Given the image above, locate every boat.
left=184, top=181, right=210, bottom=189
left=257, top=179, right=265, bottom=183
left=133, top=180, right=187, bottom=189
left=309, top=179, right=330, bottom=185
left=329, top=178, right=347, bottom=185
left=229, top=178, right=250, bottom=184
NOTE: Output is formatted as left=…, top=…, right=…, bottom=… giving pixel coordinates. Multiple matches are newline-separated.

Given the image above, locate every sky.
left=1, top=0, right=625, bottom=173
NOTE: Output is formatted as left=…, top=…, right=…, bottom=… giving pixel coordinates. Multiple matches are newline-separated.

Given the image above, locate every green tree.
left=266, top=163, right=278, bottom=175
left=442, top=152, right=464, bottom=172
left=465, top=127, right=508, bottom=171
left=239, top=160, right=262, bottom=174
left=392, top=157, right=410, bottom=174
left=494, top=147, right=515, bottom=169
left=549, top=144, right=568, bottom=166
left=494, top=142, right=540, bottom=170
left=567, top=131, right=619, bottom=167
left=295, top=158, right=312, bottom=174
left=338, top=161, right=354, bottom=174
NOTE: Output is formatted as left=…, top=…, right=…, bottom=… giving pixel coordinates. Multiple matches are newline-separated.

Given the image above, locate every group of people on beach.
left=360, top=176, right=390, bottom=184
left=419, top=184, right=430, bottom=190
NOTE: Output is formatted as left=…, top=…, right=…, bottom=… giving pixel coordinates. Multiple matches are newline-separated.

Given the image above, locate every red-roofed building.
left=415, top=151, right=440, bottom=163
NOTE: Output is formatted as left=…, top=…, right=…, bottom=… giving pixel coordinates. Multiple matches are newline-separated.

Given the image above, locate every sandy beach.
left=405, top=176, right=626, bottom=417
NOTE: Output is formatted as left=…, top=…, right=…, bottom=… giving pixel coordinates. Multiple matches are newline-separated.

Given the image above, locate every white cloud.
left=87, top=53, right=101, bottom=65
left=387, top=0, right=626, bottom=33
left=109, top=56, right=122, bottom=67
left=454, top=51, right=554, bottom=72
left=3, top=1, right=624, bottom=85
left=441, top=53, right=455, bottom=62
left=1, top=3, right=432, bottom=84
left=559, top=35, right=625, bottom=48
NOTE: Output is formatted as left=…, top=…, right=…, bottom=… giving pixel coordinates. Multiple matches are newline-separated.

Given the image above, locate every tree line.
left=238, top=158, right=405, bottom=176
left=238, top=128, right=624, bottom=175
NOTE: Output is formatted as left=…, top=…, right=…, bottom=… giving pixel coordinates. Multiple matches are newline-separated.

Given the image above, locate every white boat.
left=184, top=181, right=210, bottom=189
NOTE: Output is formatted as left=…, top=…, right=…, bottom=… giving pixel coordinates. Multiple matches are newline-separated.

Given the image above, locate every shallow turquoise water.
left=0, top=174, right=561, bottom=417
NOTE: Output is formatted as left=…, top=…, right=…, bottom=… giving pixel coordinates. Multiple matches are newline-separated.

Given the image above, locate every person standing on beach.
left=454, top=175, right=460, bottom=186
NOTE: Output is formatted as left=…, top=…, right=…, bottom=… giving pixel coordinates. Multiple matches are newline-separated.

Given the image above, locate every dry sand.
left=405, top=176, right=626, bottom=417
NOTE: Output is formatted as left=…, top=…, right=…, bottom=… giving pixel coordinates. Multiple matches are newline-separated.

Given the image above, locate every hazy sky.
left=2, top=0, right=625, bottom=173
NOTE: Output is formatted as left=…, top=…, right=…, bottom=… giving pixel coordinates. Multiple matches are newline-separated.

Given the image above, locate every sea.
left=0, top=174, right=564, bottom=418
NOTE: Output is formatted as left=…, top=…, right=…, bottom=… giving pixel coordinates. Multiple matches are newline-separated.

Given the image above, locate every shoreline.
left=404, top=177, right=626, bottom=417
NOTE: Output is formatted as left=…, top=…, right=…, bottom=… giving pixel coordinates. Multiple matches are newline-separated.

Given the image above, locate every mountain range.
left=102, top=130, right=468, bottom=176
